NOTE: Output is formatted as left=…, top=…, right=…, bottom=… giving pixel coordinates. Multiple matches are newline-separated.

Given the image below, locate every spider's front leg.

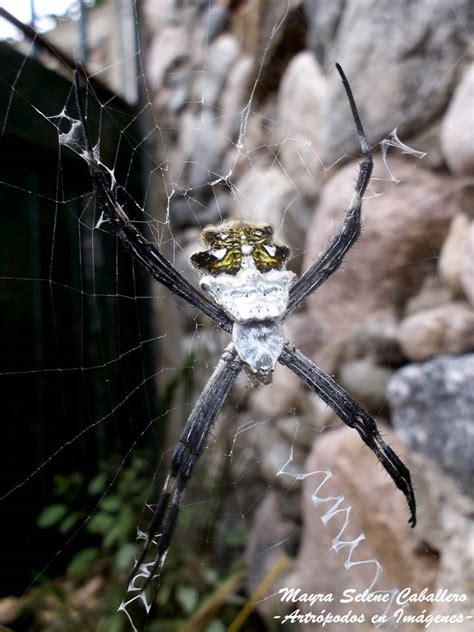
left=286, top=63, right=373, bottom=315
left=128, top=345, right=242, bottom=594
left=72, top=73, right=232, bottom=333
left=279, top=345, right=416, bottom=527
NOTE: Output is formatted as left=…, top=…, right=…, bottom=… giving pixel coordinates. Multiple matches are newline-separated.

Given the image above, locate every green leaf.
left=206, top=621, right=226, bottom=632
left=37, top=504, right=68, bottom=528
left=224, top=526, right=246, bottom=546
left=88, top=472, right=108, bottom=495
left=67, top=547, right=99, bottom=574
left=103, top=525, right=120, bottom=550
left=101, top=496, right=121, bottom=512
left=87, top=512, right=115, bottom=535
left=98, top=614, right=125, bottom=632
left=175, top=584, right=198, bottom=614
left=202, top=567, right=218, bottom=585
left=58, top=511, right=82, bottom=534
left=114, top=543, right=136, bottom=571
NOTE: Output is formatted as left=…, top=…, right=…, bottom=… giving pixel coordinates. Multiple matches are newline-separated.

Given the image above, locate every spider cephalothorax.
left=190, top=220, right=290, bottom=275
left=72, top=64, right=416, bottom=610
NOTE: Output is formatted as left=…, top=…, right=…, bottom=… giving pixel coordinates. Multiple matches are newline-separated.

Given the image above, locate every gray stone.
left=387, top=354, right=474, bottom=496
left=244, top=491, right=299, bottom=620
left=275, top=52, right=327, bottom=200
left=338, top=358, right=393, bottom=413
left=147, top=25, right=189, bottom=95
left=304, top=0, right=346, bottom=66
left=404, top=274, right=453, bottom=316
left=249, top=362, right=303, bottom=420
left=347, top=319, right=405, bottom=365
left=441, top=65, right=474, bottom=176
left=202, top=34, right=240, bottom=108
left=403, top=120, right=445, bottom=170
left=275, top=416, right=320, bottom=453
left=397, top=302, right=474, bottom=361
left=172, top=109, right=226, bottom=193
left=143, top=0, right=175, bottom=29
left=460, top=221, right=474, bottom=306
left=206, top=4, right=229, bottom=42
left=257, top=422, right=305, bottom=494
left=405, top=452, right=474, bottom=630
left=231, top=0, right=306, bottom=93
left=316, top=0, right=471, bottom=162
left=439, top=213, right=472, bottom=297
left=220, top=55, right=254, bottom=144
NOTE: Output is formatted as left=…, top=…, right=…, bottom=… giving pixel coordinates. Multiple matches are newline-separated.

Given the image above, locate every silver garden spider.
left=72, top=63, right=416, bottom=598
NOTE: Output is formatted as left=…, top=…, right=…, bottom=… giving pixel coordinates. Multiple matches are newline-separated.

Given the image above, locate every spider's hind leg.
left=280, top=345, right=416, bottom=527
left=128, top=345, right=242, bottom=594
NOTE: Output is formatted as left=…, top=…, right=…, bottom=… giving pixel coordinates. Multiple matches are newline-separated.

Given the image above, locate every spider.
left=72, top=63, right=416, bottom=598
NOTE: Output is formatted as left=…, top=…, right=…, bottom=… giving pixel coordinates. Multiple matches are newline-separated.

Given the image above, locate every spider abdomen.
left=232, top=320, right=284, bottom=383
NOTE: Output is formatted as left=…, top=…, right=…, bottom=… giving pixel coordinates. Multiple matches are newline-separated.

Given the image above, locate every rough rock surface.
left=405, top=452, right=474, bottom=630
left=460, top=221, right=474, bottom=306
left=244, top=491, right=299, bottom=620
left=305, top=0, right=472, bottom=161
left=387, top=354, right=474, bottom=496
left=397, top=302, right=474, bottom=361
left=338, top=358, right=393, bottom=414
left=404, top=274, right=453, bottom=317
left=439, top=213, right=472, bottom=297
left=248, top=362, right=304, bottom=420
left=304, top=0, right=346, bottom=67
left=293, top=425, right=438, bottom=631
left=275, top=52, right=327, bottom=200
left=301, top=156, right=465, bottom=365
left=441, top=65, right=474, bottom=176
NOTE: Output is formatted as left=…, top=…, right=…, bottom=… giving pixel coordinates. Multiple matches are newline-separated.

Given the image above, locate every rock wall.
left=143, top=1, right=473, bottom=627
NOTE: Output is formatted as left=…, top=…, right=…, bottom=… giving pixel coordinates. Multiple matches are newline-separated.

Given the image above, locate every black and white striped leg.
left=279, top=345, right=416, bottom=527
left=286, top=64, right=373, bottom=315
left=128, top=345, right=242, bottom=594
left=73, top=73, right=232, bottom=333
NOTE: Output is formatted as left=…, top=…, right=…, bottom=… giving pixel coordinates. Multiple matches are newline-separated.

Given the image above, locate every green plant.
left=37, top=454, right=152, bottom=577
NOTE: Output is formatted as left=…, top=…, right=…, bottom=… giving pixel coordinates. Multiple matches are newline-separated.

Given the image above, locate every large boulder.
left=397, top=302, right=474, bottom=361
left=439, top=213, right=472, bottom=296
left=275, top=52, right=327, bottom=201
left=300, top=157, right=467, bottom=365
left=293, top=425, right=437, bottom=631
left=387, top=354, right=474, bottom=496
left=303, top=0, right=471, bottom=161
left=244, top=491, right=299, bottom=620
left=401, top=452, right=474, bottom=631
left=460, top=222, right=474, bottom=306
left=440, top=65, right=474, bottom=176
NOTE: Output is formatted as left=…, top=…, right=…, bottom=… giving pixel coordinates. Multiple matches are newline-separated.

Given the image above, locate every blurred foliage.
left=0, top=350, right=271, bottom=631
left=2, top=446, right=262, bottom=632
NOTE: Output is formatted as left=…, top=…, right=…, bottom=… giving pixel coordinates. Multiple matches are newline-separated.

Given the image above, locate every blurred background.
left=0, top=1, right=472, bottom=631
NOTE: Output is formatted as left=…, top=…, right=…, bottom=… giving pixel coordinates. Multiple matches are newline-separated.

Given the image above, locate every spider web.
left=0, top=2, right=440, bottom=631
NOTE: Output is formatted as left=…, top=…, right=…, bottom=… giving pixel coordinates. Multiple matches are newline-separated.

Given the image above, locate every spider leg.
left=286, top=64, right=373, bottom=316
left=72, top=73, right=232, bottom=333
left=279, top=345, right=416, bottom=527
left=128, top=345, right=242, bottom=593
